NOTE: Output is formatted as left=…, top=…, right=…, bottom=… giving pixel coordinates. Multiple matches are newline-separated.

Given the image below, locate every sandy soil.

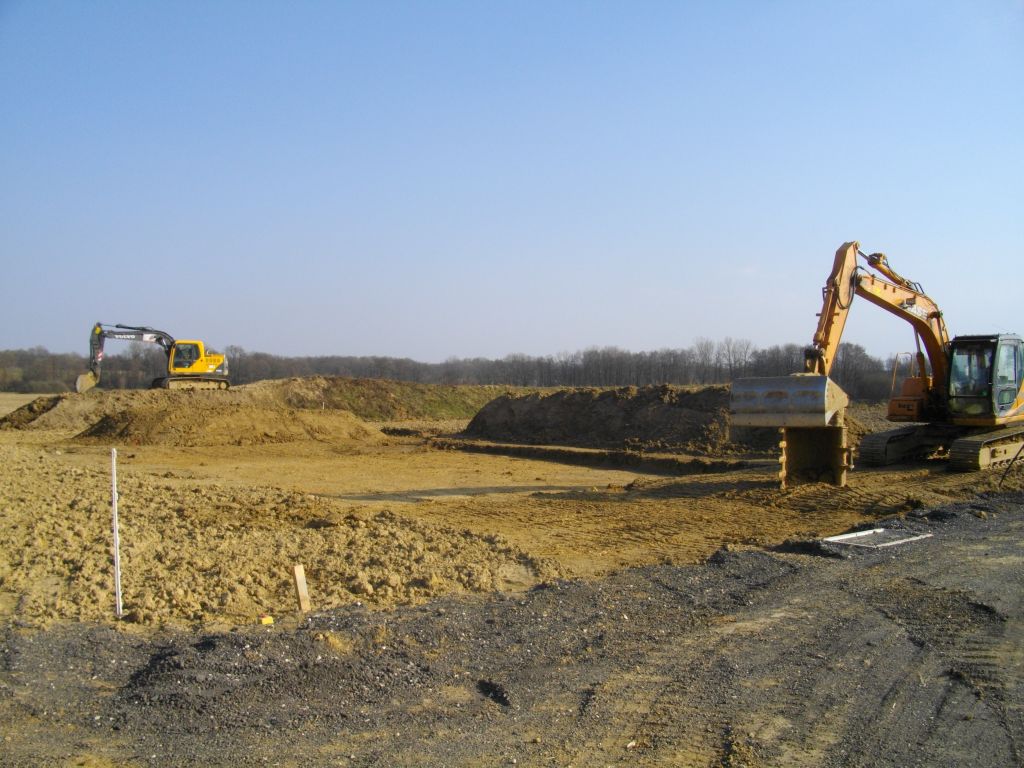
left=0, top=393, right=42, bottom=418
left=1, top=379, right=1022, bottom=765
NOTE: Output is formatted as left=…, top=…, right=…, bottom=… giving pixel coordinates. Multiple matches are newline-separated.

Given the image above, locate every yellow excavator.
left=75, top=323, right=230, bottom=393
left=730, top=241, right=1024, bottom=486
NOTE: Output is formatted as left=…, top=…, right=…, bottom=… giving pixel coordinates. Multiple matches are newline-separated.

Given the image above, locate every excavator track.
left=857, top=427, right=920, bottom=466
left=154, top=376, right=230, bottom=391
left=857, top=424, right=957, bottom=467
left=948, top=426, right=1024, bottom=472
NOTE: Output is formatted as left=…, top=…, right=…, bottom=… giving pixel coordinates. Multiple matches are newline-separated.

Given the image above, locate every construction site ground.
left=0, top=382, right=1022, bottom=767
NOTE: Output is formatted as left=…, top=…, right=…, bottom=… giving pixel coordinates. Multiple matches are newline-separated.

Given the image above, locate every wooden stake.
left=111, top=448, right=123, bottom=619
left=292, top=564, right=311, bottom=612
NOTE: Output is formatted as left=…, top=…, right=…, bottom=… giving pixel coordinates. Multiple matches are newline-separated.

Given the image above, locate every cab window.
left=995, top=341, right=1021, bottom=409
left=172, top=344, right=199, bottom=368
left=1018, top=342, right=1024, bottom=391
left=949, top=344, right=993, bottom=398
left=996, top=343, right=1017, bottom=388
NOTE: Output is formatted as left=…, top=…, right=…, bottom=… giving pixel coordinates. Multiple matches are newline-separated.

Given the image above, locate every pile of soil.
left=465, top=384, right=775, bottom=454
left=845, top=400, right=898, bottom=445
left=0, top=386, right=384, bottom=448
left=0, top=444, right=556, bottom=628
left=464, top=385, right=891, bottom=457
left=240, top=376, right=521, bottom=421
left=0, top=377, right=535, bottom=447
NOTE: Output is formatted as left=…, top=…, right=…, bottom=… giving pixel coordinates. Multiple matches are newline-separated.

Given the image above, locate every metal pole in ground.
left=111, top=448, right=123, bottom=619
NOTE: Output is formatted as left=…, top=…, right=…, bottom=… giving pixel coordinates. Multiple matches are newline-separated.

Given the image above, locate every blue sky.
left=1, top=1, right=1021, bottom=361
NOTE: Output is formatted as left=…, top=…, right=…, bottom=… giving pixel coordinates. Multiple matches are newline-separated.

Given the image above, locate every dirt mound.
left=465, top=384, right=765, bottom=454
left=464, top=385, right=891, bottom=456
left=0, top=387, right=383, bottom=447
left=0, top=444, right=556, bottom=628
left=0, top=376, right=527, bottom=446
left=239, top=376, right=522, bottom=421
left=0, top=393, right=64, bottom=428
left=844, top=401, right=895, bottom=446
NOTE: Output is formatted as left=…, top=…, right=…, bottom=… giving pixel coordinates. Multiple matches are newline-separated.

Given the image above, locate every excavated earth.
left=466, top=385, right=758, bottom=453
left=0, top=381, right=1022, bottom=767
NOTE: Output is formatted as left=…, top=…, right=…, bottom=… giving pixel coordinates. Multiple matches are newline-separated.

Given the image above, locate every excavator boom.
left=730, top=241, right=952, bottom=487
left=802, top=242, right=950, bottom=384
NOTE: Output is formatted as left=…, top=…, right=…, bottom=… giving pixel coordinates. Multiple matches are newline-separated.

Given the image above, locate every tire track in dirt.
left=549, top=538, right=1024, bottom=768
left=857, top=574, right=1024, bottom=764
left=562, top=592, right=856, bottom=765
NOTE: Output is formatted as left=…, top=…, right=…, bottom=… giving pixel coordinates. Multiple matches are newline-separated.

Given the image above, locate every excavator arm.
left=733, top=241, right=1024, bottom=484
left=730, top=241, right=951, bottom=487
left=77, top=323, right=177, bottom=393
left=804, top=241, right=950, bottom=391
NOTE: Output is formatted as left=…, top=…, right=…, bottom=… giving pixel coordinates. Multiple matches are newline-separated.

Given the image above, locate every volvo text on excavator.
left=75, top=323, right=230, bottom=393
left=730, top=241, right=1024, bottom=487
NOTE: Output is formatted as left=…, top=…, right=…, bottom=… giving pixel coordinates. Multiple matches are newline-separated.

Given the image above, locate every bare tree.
left=720, top=337, right=753, bottom=379
left=693, top=337, right=718, bottom=384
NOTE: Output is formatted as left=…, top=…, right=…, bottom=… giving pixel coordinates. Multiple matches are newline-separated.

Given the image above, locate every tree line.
left=0, top=337, right=896, bottom=401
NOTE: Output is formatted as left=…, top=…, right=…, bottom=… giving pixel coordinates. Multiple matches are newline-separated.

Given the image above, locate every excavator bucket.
left=730, top=374, right=849, bottom=428
left=730, top=375, right=852, bottom=487
left=75, top=371, right=99, bottom=394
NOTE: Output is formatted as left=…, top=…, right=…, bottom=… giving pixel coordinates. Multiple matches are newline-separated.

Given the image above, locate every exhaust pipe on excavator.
left=730, top=374, right=853, bottom=487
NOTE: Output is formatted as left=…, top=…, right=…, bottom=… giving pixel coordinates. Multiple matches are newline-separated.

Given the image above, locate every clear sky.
left=1, top=1, right=1021, bottom=362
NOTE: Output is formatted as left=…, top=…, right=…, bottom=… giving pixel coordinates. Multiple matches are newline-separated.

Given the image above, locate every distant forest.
left=0, top=338, right=896, bottom=401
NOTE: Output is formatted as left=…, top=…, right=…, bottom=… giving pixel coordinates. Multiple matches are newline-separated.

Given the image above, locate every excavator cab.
left=948, top=335, right=1023, bottom=420
left=170, top=342, right=201, bottom=372
left=164, top=339, right=228, bottom=386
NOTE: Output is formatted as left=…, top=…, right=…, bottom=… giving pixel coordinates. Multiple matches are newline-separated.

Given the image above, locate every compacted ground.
left=0, top=381, right=1022, bottom=766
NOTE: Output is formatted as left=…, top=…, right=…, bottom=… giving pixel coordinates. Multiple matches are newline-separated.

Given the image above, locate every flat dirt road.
left=1, top=380, right=1022, bottom=766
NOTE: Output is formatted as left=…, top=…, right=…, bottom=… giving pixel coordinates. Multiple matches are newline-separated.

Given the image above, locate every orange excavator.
left=730, top=241, right=1024, bottom=486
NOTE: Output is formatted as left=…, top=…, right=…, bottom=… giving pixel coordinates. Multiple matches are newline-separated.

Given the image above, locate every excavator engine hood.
left=730, top=374, right=849, bottom=428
